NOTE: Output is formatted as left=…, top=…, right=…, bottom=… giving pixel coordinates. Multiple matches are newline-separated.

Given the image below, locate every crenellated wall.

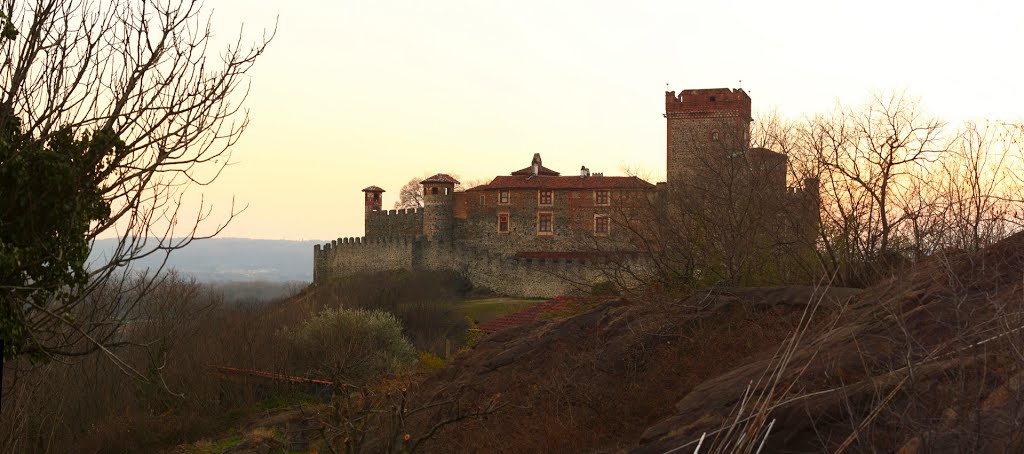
left=365, top=208, right=423, bottom=239
left=313, top=236, right=606, bottom=297
left=314, top=236, right=416, bottom=283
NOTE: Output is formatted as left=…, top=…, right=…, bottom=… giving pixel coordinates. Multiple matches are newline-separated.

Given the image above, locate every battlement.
left=365, top=207, right=423, bottom=239
left=665, top=88, right=752, bottom=120
left=313, top=235, right=615, bottom=297
left=315, top=235, right=422, bottom=252
left=368, top=207, right=421, bottom=217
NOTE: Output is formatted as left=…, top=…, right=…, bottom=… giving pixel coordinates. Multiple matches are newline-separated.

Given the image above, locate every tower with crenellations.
left=665, top=88, right=753, bottom=186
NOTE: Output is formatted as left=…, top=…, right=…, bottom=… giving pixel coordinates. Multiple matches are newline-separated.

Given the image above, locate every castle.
left=314, top=88, right=819, bottom=296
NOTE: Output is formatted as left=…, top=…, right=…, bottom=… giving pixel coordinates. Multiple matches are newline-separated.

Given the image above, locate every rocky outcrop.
left=406, top=287, right=858, bottom=453
left=636, top=232, right=1024, bottom=453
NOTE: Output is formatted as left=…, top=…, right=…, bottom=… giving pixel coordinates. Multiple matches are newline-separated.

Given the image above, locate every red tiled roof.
left=422, top=173, right=460, bottom=184
left=511, top=165, right=561, bottom=176
left=362, top=185, right=385, bottom=192
left=471, top=175, right=655, bottom=191
left=475, top=298, right=578, bottom=333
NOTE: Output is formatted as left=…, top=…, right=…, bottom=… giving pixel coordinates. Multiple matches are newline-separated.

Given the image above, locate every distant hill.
left=89, top=238, right=325, bottom=282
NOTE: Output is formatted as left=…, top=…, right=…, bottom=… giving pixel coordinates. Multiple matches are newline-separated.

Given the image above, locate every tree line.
left=594, top=92, right=1023, bottom=292
left=758, top=92, right=1023, bottom=286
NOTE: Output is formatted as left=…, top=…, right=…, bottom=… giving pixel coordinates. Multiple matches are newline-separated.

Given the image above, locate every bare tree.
left=457, top=177, right=490, bottom=191
left=0, top=0, right=273, bottom=362
left=394, top=177, right=424, bottom=209
left=937, top=121, right=1022, bottom=252
left=806, top=92, right=945, bottom=284
left=394, top=174, right=480, bottom=209
left=585, top=135, right=817, bottom=294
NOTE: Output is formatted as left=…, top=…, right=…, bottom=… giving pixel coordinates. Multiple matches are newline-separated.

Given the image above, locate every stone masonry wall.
left=365, top=208, right=423, bottom=239
left=314, top=237, right=416, bottom=282
left=665, top=89, right=752, bottom=186
left=313, top=237, right=604, bottom=297
left=456, top=188, right=646, bottom=255
left=667, top=116, right=749, bottom=184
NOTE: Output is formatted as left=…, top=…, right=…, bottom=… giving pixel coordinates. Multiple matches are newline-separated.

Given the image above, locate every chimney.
left=531, top=153, right=542, bottom=176
left=580, top=166, right=590, bottom=177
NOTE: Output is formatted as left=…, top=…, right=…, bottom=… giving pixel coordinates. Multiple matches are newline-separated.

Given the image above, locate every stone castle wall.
left=314, top=236, right=603, bottom=297
left=314, top=237, right=416, bottom=279
left=365, top=208, right=423, bottom=239
left=455, top=188, right=649, bottom=255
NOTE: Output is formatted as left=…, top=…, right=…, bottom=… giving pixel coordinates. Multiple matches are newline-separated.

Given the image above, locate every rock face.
left=405, top=287, right=859, bottom=453
left=636, top=231, right=1024, bottom=453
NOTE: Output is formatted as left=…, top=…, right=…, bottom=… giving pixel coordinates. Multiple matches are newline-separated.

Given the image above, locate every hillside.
left=400, top=287, right=857, bottom=452
left=144, top=233, right=1024, bottom=453
left=397, top=231, right=1024, bottom=452
left=634, top=231, right=1024, bottom=453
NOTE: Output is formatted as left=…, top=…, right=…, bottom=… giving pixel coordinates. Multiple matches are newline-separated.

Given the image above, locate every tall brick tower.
left=362, top=185, right=384, bottom=235
left=421, top=174, right=458, bottom=241
left=665, top=88, right=752, bottom=185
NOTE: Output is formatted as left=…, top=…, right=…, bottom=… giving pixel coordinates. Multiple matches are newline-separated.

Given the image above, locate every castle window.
left=479, top=194, right=485, bottom=206
left=595, top=190, right=610, bottom=206
left=538, top=189, right=553, bottom=206
left=595, top=215, right=610, bottom=236
left=499, top=190, right=509, bottom=205
left=498, top=213, right=509, bottom=233
left=710, top=96, right=716, bottom=102
left=431, top=187, right=439, bottom=195
left=711, top=131, right=719, bottom=141
left=537, top=212, right=553, bottom=235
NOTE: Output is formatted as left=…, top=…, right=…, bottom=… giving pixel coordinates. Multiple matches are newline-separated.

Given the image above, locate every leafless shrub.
left=310, top=383, right=502, bottom=454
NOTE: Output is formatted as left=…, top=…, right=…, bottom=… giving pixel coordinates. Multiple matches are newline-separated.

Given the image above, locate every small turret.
left=420, top=174, right=459, bottom=241
left=362, top=185, right=385, bottom=238
left=362, top=186, right=385, bottom=214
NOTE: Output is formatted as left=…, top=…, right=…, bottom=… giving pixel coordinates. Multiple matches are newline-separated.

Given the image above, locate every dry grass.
left=402, top=287, right=849, bottom=453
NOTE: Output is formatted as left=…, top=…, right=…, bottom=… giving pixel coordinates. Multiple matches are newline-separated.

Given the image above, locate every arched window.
left=711, top=131, right=720, bottom=141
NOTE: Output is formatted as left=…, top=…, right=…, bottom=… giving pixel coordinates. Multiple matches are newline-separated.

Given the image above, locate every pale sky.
left=186, top=0, right=1024, bottom=240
